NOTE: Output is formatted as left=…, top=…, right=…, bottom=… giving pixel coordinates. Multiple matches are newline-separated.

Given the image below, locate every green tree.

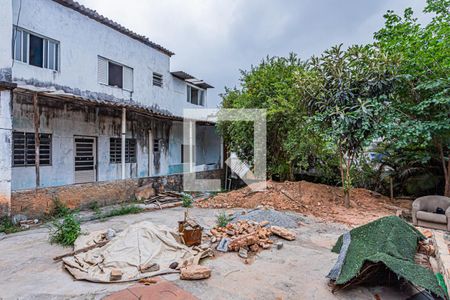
left=302, top=45, right=399, bottom=207
left=220, top=54, right=307, bottom=180
left=374, top=0, right=450, bottom=196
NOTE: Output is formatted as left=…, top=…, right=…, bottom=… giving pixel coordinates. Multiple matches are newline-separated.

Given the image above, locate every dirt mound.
left=197, top=181, right=411, bottom=226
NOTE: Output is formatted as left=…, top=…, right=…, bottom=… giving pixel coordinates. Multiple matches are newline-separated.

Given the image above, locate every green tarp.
left=331, top=216, right=446, bottom=298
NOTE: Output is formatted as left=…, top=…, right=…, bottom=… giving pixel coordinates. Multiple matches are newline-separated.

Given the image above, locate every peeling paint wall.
left=11, top=0, right=212, bottom=116
left=0, top=90, right=12, bottom=215
left=11, top=93, right=178, bottom=191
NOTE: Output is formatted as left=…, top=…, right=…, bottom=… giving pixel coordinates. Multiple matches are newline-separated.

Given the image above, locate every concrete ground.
left=0, top=207, right=413, bottom=300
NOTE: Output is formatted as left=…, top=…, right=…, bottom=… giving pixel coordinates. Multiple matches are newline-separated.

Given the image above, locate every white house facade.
left=0, top=0, right=222, bottom=216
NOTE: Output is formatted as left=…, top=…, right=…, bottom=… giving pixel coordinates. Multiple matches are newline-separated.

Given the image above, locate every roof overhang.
left=171, top=71, right=214, bottom=89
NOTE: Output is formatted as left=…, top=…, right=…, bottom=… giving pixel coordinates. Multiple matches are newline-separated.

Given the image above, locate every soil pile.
left=197, top=181, right=411, bottom=226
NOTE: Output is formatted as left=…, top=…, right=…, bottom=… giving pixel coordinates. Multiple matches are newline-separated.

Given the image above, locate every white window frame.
left=98, top=56, right=134, bottom=92
left=12, top=26, right=60, bottom=71
left=186, top=83, right=206, bottom=106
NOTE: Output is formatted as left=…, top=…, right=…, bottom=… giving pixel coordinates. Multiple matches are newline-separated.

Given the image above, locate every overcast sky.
left=78, top=0, right=430, bottom=108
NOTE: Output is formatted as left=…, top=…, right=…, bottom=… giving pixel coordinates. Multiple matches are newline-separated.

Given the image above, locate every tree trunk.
left=445, top=156, right=450, bottom=197
left=344, top=190, right=350, bottom=208
left=437, top=142, right=449, bottom=197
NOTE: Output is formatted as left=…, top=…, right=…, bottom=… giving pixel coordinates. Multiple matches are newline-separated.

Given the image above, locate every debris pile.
left=209, top=219, right=296, bottom=257
left=198, top=180, right=411, bottom=226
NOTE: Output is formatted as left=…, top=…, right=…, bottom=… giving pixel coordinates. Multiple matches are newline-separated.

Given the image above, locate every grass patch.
left=101, top=204, right=143, bottom=218
left=216, top=211, right=233, bottom=227
left=49, top=213, right=81, bottom=246
left=0, top=217, right=22, bottom=234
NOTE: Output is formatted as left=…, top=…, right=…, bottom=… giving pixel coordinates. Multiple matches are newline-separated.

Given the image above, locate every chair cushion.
left=416, top=211, right=447, bottom=224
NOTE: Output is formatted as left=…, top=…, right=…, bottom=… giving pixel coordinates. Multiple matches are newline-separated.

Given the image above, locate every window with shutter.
left=98, top=56, right=108, bottom=84
left=153, top=73, right=163, bottom=87
left=123, top=66, right=133, bottom=91
left=12, top=132, right=52, bottom=166
left=110, top=138, right=137, bottom=163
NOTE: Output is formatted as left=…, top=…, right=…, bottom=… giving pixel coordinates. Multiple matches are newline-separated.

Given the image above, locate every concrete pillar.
left=0, top=90, right=12, bottom=216
left=121, top=108, right=126, bottom=180
left=0, top=0, right=13, bottom=82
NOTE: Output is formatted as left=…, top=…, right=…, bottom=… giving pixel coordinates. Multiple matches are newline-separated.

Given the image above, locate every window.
left=153, top=139, right=160, bottom=152
left=13, top=132, right=52, bottom=166
left=12, top=27, right=59, bottom=71
left=153, top=73, right=163, bottom=87
left=110, top=138, right=137, bottom=163
left=98, top=56, right=133, bottom=91
left=187, top=86, right=205, bottom=106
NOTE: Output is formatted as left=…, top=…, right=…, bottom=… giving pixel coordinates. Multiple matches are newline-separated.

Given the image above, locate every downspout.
left=121, top=108, right=126, bottom=180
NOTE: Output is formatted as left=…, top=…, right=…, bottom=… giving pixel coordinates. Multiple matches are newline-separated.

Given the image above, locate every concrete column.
left=0, top=90, right=12, bottom=216
left=121, top=108, right=126, bottom=180
left=0, top=0, right=13, bottom=82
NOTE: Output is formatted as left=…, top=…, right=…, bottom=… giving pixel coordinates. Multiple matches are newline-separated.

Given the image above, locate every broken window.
left=98, top=57, right=133, bottom=91
left=110, top=138, right=137, bottom=163
left=187, top=86, right=205, bottom=106
left=13, top=132, right=52, bottom=167
left=12, top=27, right=59, bottom=71
left=153, top=73, right=163, bottom=87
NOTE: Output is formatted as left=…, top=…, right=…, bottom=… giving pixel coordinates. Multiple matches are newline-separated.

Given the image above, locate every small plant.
left=0, top=217, right=21, bottom=234
left=102, top=205, right=143, bottom=218
left=49, top=213, right=81, bottom=246
left=216, top=211, right=232, bottom=228
left=89, top=201, right=102, bottom=216
left=181, top=193, right=193, bottom=222
left=51, top=197, right=71, bottom=218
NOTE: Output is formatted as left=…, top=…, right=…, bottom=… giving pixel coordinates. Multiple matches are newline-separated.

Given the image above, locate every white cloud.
left=78, top=0, right=429, bottom=107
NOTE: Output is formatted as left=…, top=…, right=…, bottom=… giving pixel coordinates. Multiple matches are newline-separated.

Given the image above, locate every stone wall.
left=11, top=169, right=224, bottom=218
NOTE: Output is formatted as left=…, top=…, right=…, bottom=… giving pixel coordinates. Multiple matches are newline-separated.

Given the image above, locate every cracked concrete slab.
left=0, top=207, right=413, bottom=299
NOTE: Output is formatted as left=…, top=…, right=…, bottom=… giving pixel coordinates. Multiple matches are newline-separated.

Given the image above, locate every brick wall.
left=11, top=169, right=224, bottom=218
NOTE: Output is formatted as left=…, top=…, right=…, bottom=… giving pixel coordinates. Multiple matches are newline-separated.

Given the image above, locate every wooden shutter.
left=123, top=66, right=133, bottom=91
left=98, top=56, right=108, bottom=84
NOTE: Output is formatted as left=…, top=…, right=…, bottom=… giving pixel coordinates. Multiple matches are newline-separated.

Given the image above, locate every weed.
left=0, top=217, right=21, bottom=234
left=89, top=201, right=102, bottom=216
left=51, top=197, right=71, bottom=218
left=49, top=213, right=81, bottom=246
left=216, top=211, right=232, bottom=228
left=102, top=205, right=143, bottom=218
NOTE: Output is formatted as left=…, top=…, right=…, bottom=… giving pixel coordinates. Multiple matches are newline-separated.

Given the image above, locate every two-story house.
left=0, top=0, right=222, bottom=217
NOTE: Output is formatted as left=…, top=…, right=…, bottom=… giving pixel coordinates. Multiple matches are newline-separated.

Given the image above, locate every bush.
left=49, top=213, right=81, bottom=246
left=51, top=197, right=71, bottom=218
left=0, top=217, right=21, bottom=234
left=216, top=211, right=232, bottom=228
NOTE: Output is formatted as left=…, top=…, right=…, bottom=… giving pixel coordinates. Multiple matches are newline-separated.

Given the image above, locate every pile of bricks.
left=209, top=220, right=295, bottom=256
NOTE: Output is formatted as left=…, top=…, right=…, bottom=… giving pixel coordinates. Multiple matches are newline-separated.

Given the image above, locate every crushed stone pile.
left=197, top=180, right=411, bottom=226
left=232, top=208, right=299, bottom=228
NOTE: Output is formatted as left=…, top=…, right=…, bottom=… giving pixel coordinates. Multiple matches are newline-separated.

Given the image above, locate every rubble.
left=180, top=265, right=212, bottom=280
left=271, top=226, right=296, bottom=241
left=209, top=219, right=295, bottom=257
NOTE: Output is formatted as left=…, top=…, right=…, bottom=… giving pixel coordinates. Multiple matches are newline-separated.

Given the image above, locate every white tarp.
left=63, top=221, right=196, bottom=282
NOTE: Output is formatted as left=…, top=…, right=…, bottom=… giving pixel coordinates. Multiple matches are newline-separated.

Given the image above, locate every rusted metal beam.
left=33, top=93, right=40, bottom=188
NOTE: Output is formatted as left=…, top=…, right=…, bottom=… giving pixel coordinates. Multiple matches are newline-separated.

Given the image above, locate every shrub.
left=0, top=217, right=21, bottom=234
left=49, top=213, right=81, bottom=246
left=51, top=197, right=71, bottom=218
left=216, top=211, right=232, bottom=228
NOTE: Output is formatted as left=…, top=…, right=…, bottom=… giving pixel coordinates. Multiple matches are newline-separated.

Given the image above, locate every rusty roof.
left=52, top=0, right=175, bottom=57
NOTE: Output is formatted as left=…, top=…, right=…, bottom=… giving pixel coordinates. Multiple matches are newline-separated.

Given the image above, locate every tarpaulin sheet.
left=63, top=221, right=195, bottom=283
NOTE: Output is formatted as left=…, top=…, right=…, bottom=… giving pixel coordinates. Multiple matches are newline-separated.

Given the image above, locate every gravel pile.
left=232, top=209, right=299, bottom=228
